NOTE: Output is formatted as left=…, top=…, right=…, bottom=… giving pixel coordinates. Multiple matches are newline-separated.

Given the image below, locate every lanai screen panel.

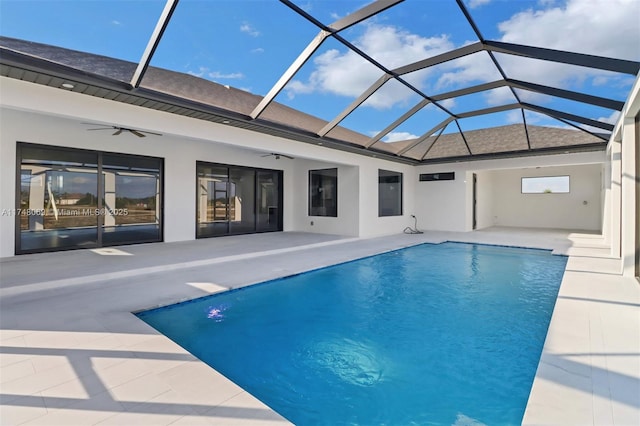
left=1, top=0, right=639, bottom=163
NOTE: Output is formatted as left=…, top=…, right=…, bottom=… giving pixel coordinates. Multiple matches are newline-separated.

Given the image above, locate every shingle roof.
left=0, top=35, right=615, bottom=164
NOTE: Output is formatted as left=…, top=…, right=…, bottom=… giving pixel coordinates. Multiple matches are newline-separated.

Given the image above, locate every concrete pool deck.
left=1, top=228, right=638, bottom=425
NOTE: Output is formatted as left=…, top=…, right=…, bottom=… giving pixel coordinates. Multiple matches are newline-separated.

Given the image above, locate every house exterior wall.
left=488, top=164, right=602, bottom=231
left=614, top=73, right=640, bottom=277
left=412, top=165, right=469, bottom=232
left=291, top=160, right=360, bottom=237
left=0, top=77, right=418, bottom=257
left=1, top=75, right=631, bottom=259
left=475, top=170, right=495, bottom=230
left=0, top=107, right=298, bottom=252
left=414, top=152, right=606, bottom=232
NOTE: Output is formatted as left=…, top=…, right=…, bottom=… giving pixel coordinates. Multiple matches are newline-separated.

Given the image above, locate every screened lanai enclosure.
left=1, top=0, right=638, bottom=165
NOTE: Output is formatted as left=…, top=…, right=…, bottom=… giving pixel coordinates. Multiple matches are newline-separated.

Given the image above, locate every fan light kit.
left=260, top=153, right=294, bottom=160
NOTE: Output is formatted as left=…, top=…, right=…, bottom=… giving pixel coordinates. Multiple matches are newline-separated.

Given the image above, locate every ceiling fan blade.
left=260, top=152, right=294, bottom=159
left=83, top=122, right=161, bottom=137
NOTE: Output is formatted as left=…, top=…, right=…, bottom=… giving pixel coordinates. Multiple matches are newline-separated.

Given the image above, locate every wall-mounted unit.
left=419, top=172, right=455, bottom=182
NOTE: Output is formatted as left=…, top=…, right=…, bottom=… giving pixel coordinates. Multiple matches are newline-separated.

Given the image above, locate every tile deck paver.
left=1, top=228, right=638, bottom=425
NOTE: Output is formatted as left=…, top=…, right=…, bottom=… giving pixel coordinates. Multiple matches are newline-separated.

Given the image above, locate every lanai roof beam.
left=130, top=0, right=179, bottom=89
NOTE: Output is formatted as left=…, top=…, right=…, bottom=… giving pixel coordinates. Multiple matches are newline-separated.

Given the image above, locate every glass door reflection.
left=196, top=162, right=282, bottom=238
left=102, top=154, right=162, bottom=245
left=229, top=168, right=255, bottom=234
left=17, top=144, right=163, bottom=254
left=197, top=165, right=229, bottom=237
left=256, top=170, right=281, bottom=232
left=20, top=147, right=99, bottom=252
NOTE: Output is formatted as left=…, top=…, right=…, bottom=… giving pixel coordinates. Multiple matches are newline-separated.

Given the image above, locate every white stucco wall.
left=0, top=77, right=421, bottom=256
left=0, top=107, right=300, bottom=254
left=475, top=170, right=495, bottom=230
left=1, top=76, right=620, bottom=256
left=291, top=160, right=360, bottom=236
left=358, top=163, right=414, bottom=237
left=413, top=165, right=469, bottom=232
left=414, top=152, right=606, bottom=232
left=490, top=164, right=602, bottom=231
left=613, top=72, right=640, bottom=276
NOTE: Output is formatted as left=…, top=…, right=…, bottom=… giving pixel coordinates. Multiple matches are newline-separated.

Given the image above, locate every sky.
left=1, top=0, right=639, bottom=142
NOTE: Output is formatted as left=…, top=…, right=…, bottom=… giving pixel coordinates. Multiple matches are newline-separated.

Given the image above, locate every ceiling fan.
left=83, top=123, right=162, bottom=137
left=261, top=153, right=294, bottom=160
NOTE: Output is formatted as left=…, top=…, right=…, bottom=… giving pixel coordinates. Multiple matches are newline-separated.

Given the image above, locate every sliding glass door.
left=101, top=154, right=162, bottom=245
left=17, top=143, right=163, bottom=254
left=196, top=162, right=282, bottom=238
left=256, top=170, right=280, bottom=232
left=19, top=146, right=99, bottom=251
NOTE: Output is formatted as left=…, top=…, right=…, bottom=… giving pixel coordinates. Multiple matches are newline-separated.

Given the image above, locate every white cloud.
left=188, top=67, right=244, bottom=81
left=282, top=0, right=637, bottom=132
left=468, top=0, right=491, bottom=9
left=568, top=109, right=619, bottom=133
left=598, top=110, right=621, bottom=125
left=383, top=131, right=420, bottom=142
left=251, top=47, right=265, bottom=54
left=72, top=176, right=91, bottom=184
left=496, top=0, right=640, bottom=84
left=111, top=20, right=122, bottom=26
left=286, top=24, right=454, bottom=108
left=188, top=67, right=207, bottom=78
left=240, top=22, right=260, bottom=37
left=438, top=98, right=457, bottom=110
left=506, top=110, right=522, bottom=123
left=499, top=0, right=639, bottom=59
left=285, top=80, right=315, bottom=99
left=437, top=0, right=639, bottom=104
left=483, top=86, right=517, bottom=106
left=300, top=2, right=313, bottom=13
left=527, top=109, right=619, bottom=133
left=435, top=51, right=499, bottom=90
left=208, top=71, right=244, bottom=79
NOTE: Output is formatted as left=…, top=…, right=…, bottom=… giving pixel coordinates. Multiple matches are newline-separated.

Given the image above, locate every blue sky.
left=1, top=0, right=639, bottom=142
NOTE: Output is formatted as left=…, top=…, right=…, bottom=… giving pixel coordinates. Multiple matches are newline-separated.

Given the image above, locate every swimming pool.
left=137, top=242, right=567, bottom=425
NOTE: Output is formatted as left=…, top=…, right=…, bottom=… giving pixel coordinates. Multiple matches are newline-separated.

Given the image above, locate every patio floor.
left=1, top=228, right=638, bottom=425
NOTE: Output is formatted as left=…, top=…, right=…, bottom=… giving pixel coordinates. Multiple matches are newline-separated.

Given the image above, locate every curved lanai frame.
left=2, top=0, right=638, bottom=165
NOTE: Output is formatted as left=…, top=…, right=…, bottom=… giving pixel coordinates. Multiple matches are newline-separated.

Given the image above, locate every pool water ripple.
left=138, top=242, right=567, bottom=425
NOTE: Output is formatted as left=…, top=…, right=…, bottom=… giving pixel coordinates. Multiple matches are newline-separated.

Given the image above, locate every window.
left=521, top=176, right=570, bottom=194
left=309, top=168, right=337, bottom=217
left=17, top=143, right=162, bottom=254
left=419, top=172, right=455, bottom=181
left=379, top=169, right=402, bottom=216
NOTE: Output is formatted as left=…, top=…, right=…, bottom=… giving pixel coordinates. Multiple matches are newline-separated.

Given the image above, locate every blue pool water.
left=137, top=242, right=567, bottom=425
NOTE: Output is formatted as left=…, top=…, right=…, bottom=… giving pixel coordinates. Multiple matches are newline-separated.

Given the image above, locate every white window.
left=521, top=176, right=570, bottom=194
